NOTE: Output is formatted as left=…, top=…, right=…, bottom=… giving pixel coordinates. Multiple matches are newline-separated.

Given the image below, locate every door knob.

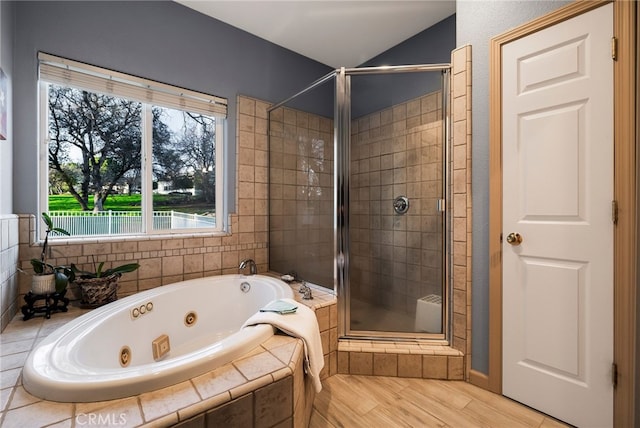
left=506, top=232, right=523, bottom=246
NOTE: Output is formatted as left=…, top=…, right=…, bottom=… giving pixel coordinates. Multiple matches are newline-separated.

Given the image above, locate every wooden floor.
left=311, top=375, right=570, bottom=428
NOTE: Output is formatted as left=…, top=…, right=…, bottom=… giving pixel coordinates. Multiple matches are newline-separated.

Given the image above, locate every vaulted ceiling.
left=176, top=1, right=456, bottom=68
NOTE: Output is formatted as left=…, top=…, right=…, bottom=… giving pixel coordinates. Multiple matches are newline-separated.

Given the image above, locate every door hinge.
left=612, top=200, right=618, bottom=225
left=611, top=37, right=618, bottom=61
left=612, top=362, right=618, bottom=388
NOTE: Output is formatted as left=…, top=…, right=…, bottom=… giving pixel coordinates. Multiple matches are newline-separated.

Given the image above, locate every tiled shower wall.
left=268, top=107, right=334, bottom=287
left=349, top=91, right=444, bottom=316
left=13, top=95, right=271, bottom=310
left=0, top=215, right=19, bottom=331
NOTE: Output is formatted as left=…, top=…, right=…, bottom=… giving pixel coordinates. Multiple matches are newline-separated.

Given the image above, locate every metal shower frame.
left=268, top=62, right=452, bottom=342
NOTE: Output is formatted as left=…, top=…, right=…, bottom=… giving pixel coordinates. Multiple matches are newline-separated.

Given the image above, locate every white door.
left=502, top=4, right=613, bottom=427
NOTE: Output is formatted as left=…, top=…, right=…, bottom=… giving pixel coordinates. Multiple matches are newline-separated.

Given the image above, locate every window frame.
left=37, top=54, right=227, bottom=238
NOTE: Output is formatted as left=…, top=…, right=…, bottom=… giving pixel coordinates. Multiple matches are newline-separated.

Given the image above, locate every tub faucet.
left=239, top=259, right=257, bottom=275
left=299, top=281, right=313, bottom=300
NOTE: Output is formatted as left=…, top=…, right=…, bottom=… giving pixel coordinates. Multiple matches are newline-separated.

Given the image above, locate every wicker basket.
left=74, top=273, right=121, bottom=308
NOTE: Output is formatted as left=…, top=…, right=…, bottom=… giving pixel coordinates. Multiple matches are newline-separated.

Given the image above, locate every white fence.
left=48, top=210, right=216, bottom=236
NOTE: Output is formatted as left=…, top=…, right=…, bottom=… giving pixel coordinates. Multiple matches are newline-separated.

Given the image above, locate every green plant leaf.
left=71, top=262, right=139, bottom=279
left=96, top=262, right=105, bottom=278
left=71, top=263, right=94, bottom=278
left=31, top=259, right=55, bottom=274
left=41, top=212, right=54, bottom=230
left=52, top=227, right=71, bottom=236
left=31, top=258, right=45, bottom=274
left=41, top=212, right=71, bottom=236
left=102, top=263, right=140, bottom=278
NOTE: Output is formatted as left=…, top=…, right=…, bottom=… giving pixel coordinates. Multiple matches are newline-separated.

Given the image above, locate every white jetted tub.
left=23, top=274, right=293, bottom=402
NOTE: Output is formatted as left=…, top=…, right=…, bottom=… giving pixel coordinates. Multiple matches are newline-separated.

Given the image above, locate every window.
left=38, top=53, right=226, bottom=237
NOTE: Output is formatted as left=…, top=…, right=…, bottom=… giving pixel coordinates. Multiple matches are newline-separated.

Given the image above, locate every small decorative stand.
left=21, top=290, right=70, bottom=321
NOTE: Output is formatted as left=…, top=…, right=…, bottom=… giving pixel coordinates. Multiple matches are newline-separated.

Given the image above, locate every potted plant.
left=71, top=259, right=140, bottom=308
left=30, top=212, right=71, bottom=295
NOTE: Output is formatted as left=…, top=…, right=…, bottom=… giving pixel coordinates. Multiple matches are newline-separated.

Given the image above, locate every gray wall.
left=353, top=14, right=455, bottom=118
left=280, top=15, right=456, bottom=122
left=456, top=0, right=571, bottom=374
left=0, top=1, right=13, bottom=215
left=11, top=0, right=332, bottom=215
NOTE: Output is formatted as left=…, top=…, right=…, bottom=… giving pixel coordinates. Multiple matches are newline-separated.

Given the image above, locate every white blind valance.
left=38, top=52, right=227, bottom=118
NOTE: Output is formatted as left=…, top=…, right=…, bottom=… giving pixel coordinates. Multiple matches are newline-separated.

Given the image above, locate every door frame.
left=486, top=1, right=637, bottom=426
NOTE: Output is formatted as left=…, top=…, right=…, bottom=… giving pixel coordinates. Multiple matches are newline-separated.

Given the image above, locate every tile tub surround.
left=15, top=211, right=268, bottom=305
left=0, top=282, right=334, bottom=428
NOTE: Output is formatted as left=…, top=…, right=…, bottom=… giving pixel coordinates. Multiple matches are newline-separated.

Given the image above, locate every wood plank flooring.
left=311, top=375, right=571, bottom=428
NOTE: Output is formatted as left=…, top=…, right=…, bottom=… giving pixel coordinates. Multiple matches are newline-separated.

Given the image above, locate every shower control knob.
left=393, top=196, right=410, bottom=215
left=506, top=232, right=523, bottom=246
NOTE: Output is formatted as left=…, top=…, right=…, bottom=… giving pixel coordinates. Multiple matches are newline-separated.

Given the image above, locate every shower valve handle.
left=393, top=196, right=410, bottom=214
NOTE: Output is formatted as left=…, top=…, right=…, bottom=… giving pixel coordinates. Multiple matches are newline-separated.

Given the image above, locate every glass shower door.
left=342, top=67, right=449, bottom=338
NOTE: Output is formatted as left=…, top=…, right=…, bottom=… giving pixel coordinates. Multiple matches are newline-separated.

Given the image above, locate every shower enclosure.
left=268, top=64, right=450, bottom=340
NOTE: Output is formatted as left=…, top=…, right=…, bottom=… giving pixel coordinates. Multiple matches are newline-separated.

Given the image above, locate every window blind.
left=38, top=52, right=227, bottom=118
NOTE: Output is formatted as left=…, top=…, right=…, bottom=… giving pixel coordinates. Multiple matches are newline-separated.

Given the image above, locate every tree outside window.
left=45, top=84, right=222, bottom=236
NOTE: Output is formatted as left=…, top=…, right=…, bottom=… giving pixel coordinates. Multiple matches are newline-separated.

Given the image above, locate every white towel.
left=242, top=298, right=324, bottom=393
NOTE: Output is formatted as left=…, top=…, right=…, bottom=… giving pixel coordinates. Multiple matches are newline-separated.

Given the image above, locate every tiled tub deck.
left=0, top=284, right=336, bottom=428
left=0, top=311, right=309, bottom=427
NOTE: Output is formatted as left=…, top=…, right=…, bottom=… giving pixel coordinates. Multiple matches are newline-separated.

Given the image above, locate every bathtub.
left=23, top=274, right=294, bottom=402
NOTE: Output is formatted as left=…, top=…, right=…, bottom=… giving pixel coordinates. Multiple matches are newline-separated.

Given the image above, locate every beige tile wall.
left=0, top=215, right=20, bottom=331
left=451, top=45, right=472, bottom=377
left=15, top=95, right=271, bottom=303
left=350, top=91, right=444, bottom=316
left=268, top=106, right=334, bottom=287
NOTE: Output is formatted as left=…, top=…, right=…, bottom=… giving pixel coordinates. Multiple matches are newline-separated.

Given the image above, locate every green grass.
left=48, top=194, right=142, bottom=211
left=48, top=194, right=213, bottom=214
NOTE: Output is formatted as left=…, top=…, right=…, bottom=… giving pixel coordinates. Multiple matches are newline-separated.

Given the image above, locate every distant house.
left=154, top=181, right=194, bottom=196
